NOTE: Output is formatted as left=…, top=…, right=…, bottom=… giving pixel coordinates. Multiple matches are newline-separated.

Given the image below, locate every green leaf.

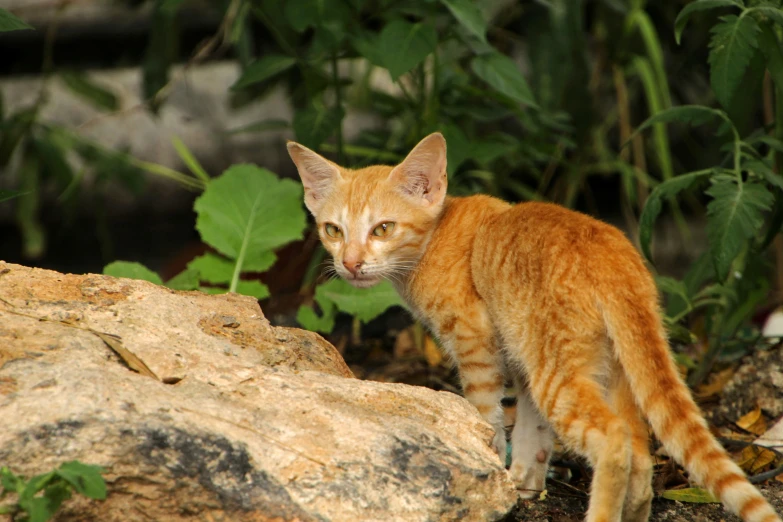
left=708, top=14, right=760, bottom=110
left=439, top=0, right=487, bottom=43
left=752, top=5, right=783, bottom=28
left=32, top=135, right=74, bottom=186
left=165, top=268, right=201, bottom=290
left=143, top=0, right=179, bottom=112
left=296, top=300, right=337, bottom=333
left=638, top=169, right=714, bottom=262
left=56, top=461, right=106, bottom=499
left=656, top=275, right=691, bottom=305
left=0, top=8, right=32, bottom=32
left=662, top=487, right=720, bottom=503
left=376, top=20, right=437, bottom=81
left=59, top=70, right=119, bottom=111
left=26, top=495, right=60, bottom=522
left=471, top=52, right=536, bottom=107
left=194, top=165, right=306, bottom=291
left=316, top=278, right=405, bottom=323
left=0, top=107, right=37, bottom=167
left=440, top=124, right=471, bottom=176
left=284, top=0, right=352, bottom=32
left=235, top=280, right=270, bottom=299
left=0, top=189, right=29, bottom=203
left=706, top=179, right=774, bottom=279
left=19, top=472, right=55, bottom=504
left=0, top=467, right=24, bottom=493
left=674, top=0, right=741, bottom=44
left=745, top=159, right=783, bottom=189
left=187, top=253, right=234, bottom=284
left=628, top=105, right=729, bottom=147
left=171, top=136, right=209, bottom=183
left=231, top=55, right=297, bottom=90
left=292, top=105, right=344, bottom=150
left=103, top=261, right=164, bottom=285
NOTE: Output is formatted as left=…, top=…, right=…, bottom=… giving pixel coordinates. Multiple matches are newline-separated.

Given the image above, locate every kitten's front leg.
left=509, top=380, right=554, bottom=499
left=437, top=316, right=507, bottom=462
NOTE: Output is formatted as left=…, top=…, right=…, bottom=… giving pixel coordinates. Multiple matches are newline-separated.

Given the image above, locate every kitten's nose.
left=343, top=259, right=363, bottom=277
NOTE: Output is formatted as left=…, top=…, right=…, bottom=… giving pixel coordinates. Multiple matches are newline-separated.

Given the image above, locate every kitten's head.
left=287, top=132, right=447, bottom=288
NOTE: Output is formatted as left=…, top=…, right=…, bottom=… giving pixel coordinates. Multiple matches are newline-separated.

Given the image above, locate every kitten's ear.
left=389, top=132, right=447, bottom=207
left=286, top=141, right=342, bottom=213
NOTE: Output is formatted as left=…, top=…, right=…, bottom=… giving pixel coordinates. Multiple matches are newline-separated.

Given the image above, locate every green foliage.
left=103, top=164, right=305, bottom=301
left=708, top=15, right=761, bottom=110
left=104, top=261, right=164, bottom=285
left=0, top=8, right=32, bottom=32
left=297, top=279, right=406, bottom=333
left=0, top=461, right=106, bottom=522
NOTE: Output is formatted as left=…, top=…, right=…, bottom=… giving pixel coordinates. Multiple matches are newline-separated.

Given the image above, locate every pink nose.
left=343, top=259, right=363, bottom=276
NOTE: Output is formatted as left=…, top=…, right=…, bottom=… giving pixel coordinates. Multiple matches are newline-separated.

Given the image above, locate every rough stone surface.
left=0, top=261, right=517, bottom=522
left=710, top=346, right=783, bottom=423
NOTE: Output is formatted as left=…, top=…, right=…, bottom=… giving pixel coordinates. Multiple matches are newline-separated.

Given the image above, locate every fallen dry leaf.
left=695, top=367, right=736, bottom=399
left=735, top=405, right=768, bottom=436
left=735, top=444, right=777, bottom=475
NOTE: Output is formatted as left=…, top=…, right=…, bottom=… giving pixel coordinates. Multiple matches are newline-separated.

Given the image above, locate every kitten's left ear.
left=389, top=132, right=448, bottom=207
left=286, top=141, right=342, bottom=214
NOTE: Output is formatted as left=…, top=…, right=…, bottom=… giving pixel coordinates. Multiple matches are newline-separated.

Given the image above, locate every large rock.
left=0, top=261, right=518, bottom=522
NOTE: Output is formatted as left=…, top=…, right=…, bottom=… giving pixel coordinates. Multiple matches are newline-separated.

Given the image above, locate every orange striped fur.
left=287, top=133, right=781, bottom=522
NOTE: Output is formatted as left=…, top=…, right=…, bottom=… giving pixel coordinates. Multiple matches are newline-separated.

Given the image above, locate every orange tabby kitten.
left=287, top=133, right=781, bottom=522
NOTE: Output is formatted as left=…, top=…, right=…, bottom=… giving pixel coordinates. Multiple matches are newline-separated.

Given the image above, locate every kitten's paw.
left=509, top=460, right=547, bottom=500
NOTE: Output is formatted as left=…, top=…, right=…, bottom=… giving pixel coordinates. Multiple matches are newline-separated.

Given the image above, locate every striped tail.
left=602, top=291, right=781, bottom=522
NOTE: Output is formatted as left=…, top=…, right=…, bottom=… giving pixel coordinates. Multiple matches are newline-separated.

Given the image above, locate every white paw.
left=509, top=461, right=547, bottom=500
left=492, top=430, right=507, bottom=463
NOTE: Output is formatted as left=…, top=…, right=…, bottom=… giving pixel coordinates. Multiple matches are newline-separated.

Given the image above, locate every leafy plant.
left=635, top=0, right=783, bottom=386
left=0, top=461, right=106, bottom=522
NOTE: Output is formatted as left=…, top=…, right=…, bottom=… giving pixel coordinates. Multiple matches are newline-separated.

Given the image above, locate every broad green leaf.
left=296, top=301, right=337, bottom=333
left=0, top=467, right=24, bottom=493
left=316, top=278, right=405, bottom=323
left=56, top=461, right=106, bottom=499
left=471, top=52, right=536, bottom=107
left=165, top=268, right=200, bottom=290
left=235, top=280, right=270, bottom=299
left=293, top=105, right=344, bottom=150
left=231, top=55, right=296, bottom=90
left=194, top=165, right=306, bottom=288
left=470, top=138, right=516, bottom=166
left=662, top=487, right=720, bottom=503
left=25, top=496, right=60, bottom=522
left=745, top=159, right=783, bottom=189
left=377, top=20, right=437, bottom=81
left=709, top=15, right=760, bottom=110
left=0, top=189, right=29, bottom=203
left=655, top=275, right=691, bottom=305
left=628, top=105, right=729, bottom=147
left=674, top=0, right=742, bottom=44
left=440, top=124, right=471, bottom=176
left=706, top=179, right=774, bottom=279
left=638, top=169, right=713, bottom=262
left=103, top=261, right=164, bottom=285
left=187, top=253, right=235, bottom=284
left=19, top=472, right=55, bottom=503
left=752, top=5, right=783, bottom=28
left=284, top=0, right=352, bottom=32
left=0, top=8, right=32, bottom=32
left=60, top=70, right=118, bottom=111
left=440, top=0, right=487, bottom=43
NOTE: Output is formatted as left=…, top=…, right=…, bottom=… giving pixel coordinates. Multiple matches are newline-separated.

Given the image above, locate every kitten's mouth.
left=344, top=275, right=382, bottom=288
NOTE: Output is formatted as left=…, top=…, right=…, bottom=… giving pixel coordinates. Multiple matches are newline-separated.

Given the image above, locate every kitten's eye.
left=372, top=222, right=395, bottom=237
left=325, top=223, right=343, bottom=239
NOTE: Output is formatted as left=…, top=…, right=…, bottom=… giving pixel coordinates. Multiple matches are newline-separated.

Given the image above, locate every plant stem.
left=332, top=52, right=344, bottom=164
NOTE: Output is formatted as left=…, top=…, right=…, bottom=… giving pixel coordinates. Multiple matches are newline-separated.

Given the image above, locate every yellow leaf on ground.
left=736, top=405, right=768, bottom=436
left=695, top=367, right=735, bottom=399
left=735, top=444, right=777, bottom=474
left=662, top=487, right=720, bottom=503
left=423, top=334, right=443, bottom=367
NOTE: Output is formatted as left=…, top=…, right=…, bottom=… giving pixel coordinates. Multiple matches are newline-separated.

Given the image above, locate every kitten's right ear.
left=286, top=141, right=342, bottom=214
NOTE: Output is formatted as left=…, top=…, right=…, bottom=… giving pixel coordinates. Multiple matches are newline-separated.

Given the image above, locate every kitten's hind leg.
left=509, top=380, right=554, bottom=499
left=608, top=369, right=653, bottom=522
